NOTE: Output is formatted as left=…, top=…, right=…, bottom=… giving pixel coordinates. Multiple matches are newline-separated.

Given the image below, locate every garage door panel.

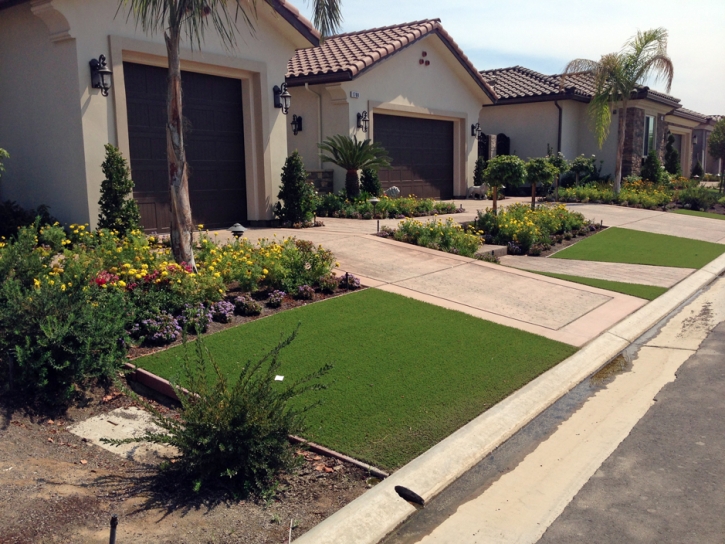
left=375, top=114, right=453, bottom=200
left=124, top=62, right=247, bottom=231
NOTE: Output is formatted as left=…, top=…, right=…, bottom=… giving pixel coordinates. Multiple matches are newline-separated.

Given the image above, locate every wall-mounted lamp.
left=693, top=134, right=698, bottom=145
left=471, top=122, right=482, bottom=138
left=273, top=82, right=291, bottom=115
left=89, top=54, right=113, bottom=97
left=357, top=110, right=369, bottom=133
left=291, top=114, right=303, bottom=136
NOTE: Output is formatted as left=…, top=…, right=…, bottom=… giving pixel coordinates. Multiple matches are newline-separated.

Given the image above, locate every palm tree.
left=119, top=0, right=343, bottom=265
left=563, top=28, right=674, bottom=194
left=318, top=135, right=391, bottom=197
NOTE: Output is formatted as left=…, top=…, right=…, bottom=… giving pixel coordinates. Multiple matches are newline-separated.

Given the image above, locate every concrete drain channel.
left=382, top=284, right=709, bottom=544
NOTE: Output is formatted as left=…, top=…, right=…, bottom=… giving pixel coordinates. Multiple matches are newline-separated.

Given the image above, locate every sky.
left=296, top=0, right=725, bottom=115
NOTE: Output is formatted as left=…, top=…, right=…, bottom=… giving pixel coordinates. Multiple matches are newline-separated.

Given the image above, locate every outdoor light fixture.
left=228, top=223, right=247, bottom=238
left=273, top=82, right=291, bottom=115
left=693, top=135, right=698, bottom=145
left=357, top=111, right=370, bottom=133
left=89, top=54, right=113, bottom=97
left=291, top=114, right=303, bottom=135
left=368, top=197, right=380, bottom=232
left=471, top=122, right=482, bottom=138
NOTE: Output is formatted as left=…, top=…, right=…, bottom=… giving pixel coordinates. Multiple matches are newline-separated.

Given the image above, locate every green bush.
left=360, top=168, right=382, bottom=196
left=664, top=133, right=681, bottom=176
left=274, top=151, right=318, bottom=225
left=676, top=186, right=719, bottom=211
left=392, top=217, right=483, bottom=257
left=103, top=328, right=331, bottom=495
left=640, top=150, right=665, bottom=184
left=97, top=144, right=141, bottom=236
left=691, top=160, right=704, bottom=178
left=473, top=156, right=487, bottom=186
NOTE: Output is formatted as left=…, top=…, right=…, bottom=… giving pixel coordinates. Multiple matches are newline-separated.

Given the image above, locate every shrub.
left=0, top=147, right=8, bottom=181
left=296, top=284, right=315, bottom=300
left=664, top=133, right=681, bottom=176
left=483, top=155, right=526, bottom=213
left=676, top=186, right=719, bottom=210
left=0, top=201, right=57, bottom=240
left=392, top=217, right=483, bottom=257
left=525, top=157, right=558, bottom=209
left=234, top=295, right=262, bottom=316
left=691, top=160, right=704, bottom=178
left=473, top=156, right=487, bottom=186
left=97, top=144, right=141, bottom=236
left=339, top=274, right=361, bottom=290
left=103, top=329, right=332, bottom=495
left=132, top=312, right=182, bottom=345
left=318, top=274, right=339, bottom=294
left=318, top=135, right=391, bottom=197
left=179, top=303, right=212, bottom=334
left=274, top=151, right=318, bottom=225
left=267, top=290, right=286, bottom=308
left=210, top=300, right=235, bottom=323
left=640, top=150, right=665, bottom=184
left=360, top=168, right=382, bottom=197
left=568, top=154, right=607, bottom=184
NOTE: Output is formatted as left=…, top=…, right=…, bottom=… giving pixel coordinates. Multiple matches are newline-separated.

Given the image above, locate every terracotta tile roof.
left=481, top=65, right=681, bottom=108
left=671, top=107, right=709, bottom=122
left=285, top=19, right=497, bottom=101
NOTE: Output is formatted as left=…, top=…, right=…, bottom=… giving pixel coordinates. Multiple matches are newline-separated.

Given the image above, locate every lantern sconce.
left=89, top=54, right=113, bottom=97
left=357, top=110, right=369, bottom=133
left=291, top=114, right=303, bottom=136
left=273, top=82, right=291, bottom=115
left=471, top=122, right=482, bottom=138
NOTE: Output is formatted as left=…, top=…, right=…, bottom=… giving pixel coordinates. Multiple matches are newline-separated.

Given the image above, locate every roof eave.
left=285, top=70, right=354, bottom=87
left=481, top=93, right=589, bottom=106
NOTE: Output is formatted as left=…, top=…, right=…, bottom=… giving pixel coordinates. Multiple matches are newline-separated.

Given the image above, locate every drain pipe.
left=555, top=100, right=563, bottom=153
left=305, top=83, right=323, bottom=169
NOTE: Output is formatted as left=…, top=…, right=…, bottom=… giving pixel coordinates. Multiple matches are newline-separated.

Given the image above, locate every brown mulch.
left=0, top=386, right=371, bottom=544
left=535, top=226, right=607, bottom=258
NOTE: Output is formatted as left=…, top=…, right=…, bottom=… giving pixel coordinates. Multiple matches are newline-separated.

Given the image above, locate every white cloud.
left=296, top=0, right=725, bottom=114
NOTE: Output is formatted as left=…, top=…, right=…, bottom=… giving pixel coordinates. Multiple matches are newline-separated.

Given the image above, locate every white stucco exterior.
left=0, top=0, right=315, bottom=226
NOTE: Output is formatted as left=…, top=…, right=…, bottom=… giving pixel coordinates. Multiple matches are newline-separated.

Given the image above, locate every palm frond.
left=308, top=0, right=343, bottom=39
left=318, top=135, right=391, bottom=171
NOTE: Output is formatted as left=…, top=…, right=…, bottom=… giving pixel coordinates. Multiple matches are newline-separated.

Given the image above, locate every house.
left=477, top=65, right=700, bottom=179
left=0, top=0, right=320, bottom=230
left=284, top=19, right=497, bottom=199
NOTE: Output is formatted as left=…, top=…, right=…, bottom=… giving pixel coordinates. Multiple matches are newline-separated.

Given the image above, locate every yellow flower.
left=60, top=284, right=66, bottom=291
left=213, top=272, right=220, bottom=278
left=118, top=280, right=126, bottom=288
left=49, top=280, right=55, bottom=286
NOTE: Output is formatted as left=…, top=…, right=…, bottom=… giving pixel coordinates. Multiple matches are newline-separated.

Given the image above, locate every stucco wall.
left=0, top=2, right=89, bottom=224
left=1, top=0, right=306, bottom=226
left=576, top=104, right=618, bottom=179
left=289, top=32, right=489, bottom=195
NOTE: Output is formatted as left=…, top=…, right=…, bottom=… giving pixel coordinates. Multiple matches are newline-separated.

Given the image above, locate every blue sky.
left=296, top=0, right=725, bottom=115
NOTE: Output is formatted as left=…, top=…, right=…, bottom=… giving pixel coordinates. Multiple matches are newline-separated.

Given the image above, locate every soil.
left=0, top=386, right=370, bottom=544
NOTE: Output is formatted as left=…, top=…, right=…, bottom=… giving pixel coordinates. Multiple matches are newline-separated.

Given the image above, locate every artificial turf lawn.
left=551, top=227, right=725, bottom=269
left=136, top=289, right=577, bottom=471
left=527, top=271, right=667, bottom=300
left=672, top=209, right=725, bottom=221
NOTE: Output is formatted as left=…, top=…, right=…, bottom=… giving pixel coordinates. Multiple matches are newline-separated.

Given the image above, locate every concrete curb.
left=293, top=252, right=725, bottom=544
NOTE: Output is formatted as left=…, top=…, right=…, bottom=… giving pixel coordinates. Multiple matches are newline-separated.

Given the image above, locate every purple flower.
left=267, top=290, right=286, bottom=308
left=297, top=285, right=315, bottom=300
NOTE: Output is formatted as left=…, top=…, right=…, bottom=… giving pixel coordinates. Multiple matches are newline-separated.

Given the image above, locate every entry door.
left=375, top=114, right=454, bottom=199
left=124, top=62, right=247, bottom=231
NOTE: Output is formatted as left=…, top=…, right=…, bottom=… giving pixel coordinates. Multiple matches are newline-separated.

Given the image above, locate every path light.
left=291, top=114, right=303, bottom=135
left=228, top=223, right=247, bottom=238
left=357, top=111, right=369, bottom=133
left=273, top=82, right=291, bottom=115
left=89, top=54, right=113, bottom=97
left=368, top=197, right=380, bottom=232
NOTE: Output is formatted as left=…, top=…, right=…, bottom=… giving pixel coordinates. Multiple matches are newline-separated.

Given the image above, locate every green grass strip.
left=136, top=289, right=576, bottom=471
left=551, top=227, right=725, bottom=269
left=527, top=271, right=667, bottom=300
left=671, top=209, right=725, bottom=221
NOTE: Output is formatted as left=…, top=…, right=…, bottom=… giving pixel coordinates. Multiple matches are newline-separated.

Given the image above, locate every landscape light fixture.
left=273, top=82, right=291, bottom=114
left=89, top=54, right=113, bottom=97
left=471, top=122, right=482, bottom=138
left=357, top=111, right=370, bottom=133
left=291, top=114, right=303, bottom=135
left=368, top=197, right=380, bottom=231
left=228, top=223, right=247, bottom=238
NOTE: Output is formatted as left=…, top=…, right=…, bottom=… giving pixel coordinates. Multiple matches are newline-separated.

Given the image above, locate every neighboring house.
left=284, top=19, right=496, bottom=199
left=477, top=65, right=685, bottom=179
left=0, top=0, right=319, bottom=230
left=663, top=108, right=722, bottom=176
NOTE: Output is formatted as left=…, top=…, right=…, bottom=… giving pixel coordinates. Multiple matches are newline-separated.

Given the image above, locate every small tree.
left=691, top=159, right=704, bottom=179
left=274, top=151, right=317, bottom=225
left=483, top=155, right=526, bottom=214
left=473, top=156, right=487, bottom=186
left=318, top=135, right=391, bottom=197
left=664, top=133, right=681, bottom=176
left=360, top=168, right=382, bottom=196
left=640, top=149, right=665, bottom=184
left=0, top=148, right=9, bottom=183
left=526, top=157, right=558, bottom=210
left=708, top=118, right=725, bottom=192
left=546, top=147, right=568, bottom=201
left=98, top=144, right=141, bottom=236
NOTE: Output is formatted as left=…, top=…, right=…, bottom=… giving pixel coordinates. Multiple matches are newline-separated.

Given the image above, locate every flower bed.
left=558, top=180, right=673, bottom=209
left=316, top=193, right=463, bottom=220
left=379, top=216, right=484, bottom=257
left=473, top=203, right=597, bottom=255
left=0, top=223, right=348, bottom=402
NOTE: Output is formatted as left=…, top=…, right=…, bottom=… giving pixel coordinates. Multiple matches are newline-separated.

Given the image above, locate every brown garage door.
left=124, top=62, right=247, bottom=232
left=374, top=114, right=454, bottom=199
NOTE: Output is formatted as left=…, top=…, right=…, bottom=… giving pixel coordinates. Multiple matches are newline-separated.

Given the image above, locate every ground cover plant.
left=474, top=203, right=593, bottom=255
left=551, top=227, right=725, bottom=268
left=381, top=217, right=484, bottom=257
left=527, top=271, right=667, bottom=300
left=136, top=289, right=577, bottom=471
left=316, top=192, right=460, bottom=220
left=558, top=179, right=672, bottom=209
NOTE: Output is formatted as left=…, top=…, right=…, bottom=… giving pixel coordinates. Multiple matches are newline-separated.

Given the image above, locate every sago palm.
left=318, top=135, right=391, bottom=196
left=118, top=0, right=343, bottom=265
left=563, top=28, right=674, bottom=193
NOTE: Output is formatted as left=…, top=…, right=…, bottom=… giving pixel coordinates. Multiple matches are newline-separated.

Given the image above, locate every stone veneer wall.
left=306, top=170, right=334, bottom=194
left=655, top=114, right=667, bottom=162
left=622, top=107, right=645, bottom=177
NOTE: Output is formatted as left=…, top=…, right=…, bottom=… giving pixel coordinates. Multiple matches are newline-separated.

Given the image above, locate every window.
left=643, top=115, right=655, bottom=156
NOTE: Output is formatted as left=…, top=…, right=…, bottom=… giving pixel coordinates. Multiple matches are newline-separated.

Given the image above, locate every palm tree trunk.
left=614, top=100, right=628, bottom=194
left=345, top=169, right=359, bottom=197
left=492, top=186, right=498, bottom=215
left=165, top=30, right=196, bottom=267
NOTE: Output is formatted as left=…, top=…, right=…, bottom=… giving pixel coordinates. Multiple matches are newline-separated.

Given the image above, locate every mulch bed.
left=536, top=226, right=608, bottom=258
